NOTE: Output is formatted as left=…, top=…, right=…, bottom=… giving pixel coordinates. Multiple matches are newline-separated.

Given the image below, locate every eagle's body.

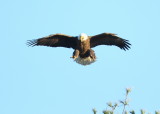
left=27, top=33, right=131, bottom=65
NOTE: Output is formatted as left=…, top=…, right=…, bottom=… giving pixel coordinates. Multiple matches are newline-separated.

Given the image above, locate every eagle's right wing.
left=90, top=33, right=131, bottom=50
left=27, top=34, right=78, bottom=49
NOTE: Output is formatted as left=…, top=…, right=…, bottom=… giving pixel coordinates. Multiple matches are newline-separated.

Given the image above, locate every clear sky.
left=1, top=0, right=160, bottom=114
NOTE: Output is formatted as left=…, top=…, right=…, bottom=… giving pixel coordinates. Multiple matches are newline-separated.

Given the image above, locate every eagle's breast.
left=78, top=39, right=90, bottom=54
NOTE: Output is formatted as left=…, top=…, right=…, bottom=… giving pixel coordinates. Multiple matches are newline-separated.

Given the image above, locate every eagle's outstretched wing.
left=90, top=33, right=131, bottom=50
left=27, top=34, right=78, bottom=49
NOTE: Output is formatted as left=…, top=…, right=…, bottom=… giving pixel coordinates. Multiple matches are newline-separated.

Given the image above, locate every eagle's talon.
left=70, top=56, right=77, bottom=60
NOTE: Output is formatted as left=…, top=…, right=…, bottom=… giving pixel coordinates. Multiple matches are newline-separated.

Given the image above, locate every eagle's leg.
left=71, top=49, right=80, bottom=60
left=88, top=49, right=96, bottom=59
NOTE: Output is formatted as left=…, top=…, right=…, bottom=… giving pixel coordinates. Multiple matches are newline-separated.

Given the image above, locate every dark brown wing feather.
left=27, top=33, right=78, bottom=49
left=90, top=33, right=131, bottom=50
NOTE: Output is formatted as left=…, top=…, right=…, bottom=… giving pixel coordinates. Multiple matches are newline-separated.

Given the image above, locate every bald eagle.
left=27, top=33, right=131, bottom=65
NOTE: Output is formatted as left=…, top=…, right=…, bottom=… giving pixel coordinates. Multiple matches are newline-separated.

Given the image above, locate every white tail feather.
left=74, top=56, right=96, bottom=65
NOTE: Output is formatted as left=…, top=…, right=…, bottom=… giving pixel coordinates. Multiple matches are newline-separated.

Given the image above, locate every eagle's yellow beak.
left=80, top=36, right=85, bottom=42
left=79, top=33, right=88, bottom=42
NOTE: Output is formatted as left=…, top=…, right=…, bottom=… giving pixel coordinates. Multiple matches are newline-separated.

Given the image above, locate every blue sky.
left=1, top=0, right=160, bottom=114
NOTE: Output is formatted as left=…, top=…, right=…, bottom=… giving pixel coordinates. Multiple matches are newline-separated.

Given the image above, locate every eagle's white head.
left=78, top=33, right=88, bottom=42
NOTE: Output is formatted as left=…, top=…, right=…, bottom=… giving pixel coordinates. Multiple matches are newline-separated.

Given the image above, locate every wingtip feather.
left=26, top=39, right=37, bottom=47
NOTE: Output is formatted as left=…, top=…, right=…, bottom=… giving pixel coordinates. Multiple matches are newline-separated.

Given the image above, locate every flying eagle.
left=27, top=33, right=131, bottom=65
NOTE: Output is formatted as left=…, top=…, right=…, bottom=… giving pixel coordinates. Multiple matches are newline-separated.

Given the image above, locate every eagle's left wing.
left=90, top=33, right=131, bottom=50
left=27, top=33, right=78, bottom=49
